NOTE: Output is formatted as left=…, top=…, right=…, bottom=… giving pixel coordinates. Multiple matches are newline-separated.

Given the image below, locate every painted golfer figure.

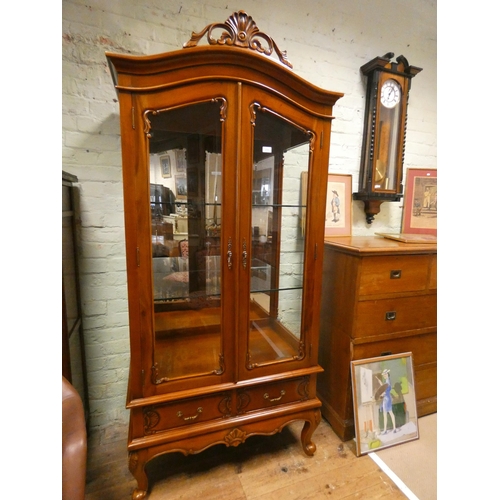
left=378, top=369, right=397, bottom=434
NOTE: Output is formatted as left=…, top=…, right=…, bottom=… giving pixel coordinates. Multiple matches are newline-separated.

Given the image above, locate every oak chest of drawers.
left=317, top=236, right=437, bottom=441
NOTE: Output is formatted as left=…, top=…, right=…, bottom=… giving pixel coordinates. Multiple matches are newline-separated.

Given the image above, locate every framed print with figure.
left=325, top=173, right=352, bottom=236
left=160, top=154, right=171, bottom=178
left=351, top=353, right=419, bottom=456
left=175, top=175, right=187, bottom=200
left=175, top=148, right=187, bottom=172
left=402, top=168, right=437, bottom=236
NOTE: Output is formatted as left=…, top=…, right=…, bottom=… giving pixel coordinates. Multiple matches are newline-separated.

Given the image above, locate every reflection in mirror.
left=248, top=106, right=312, bottom=369
left=147, top=99, right=225, bottom=383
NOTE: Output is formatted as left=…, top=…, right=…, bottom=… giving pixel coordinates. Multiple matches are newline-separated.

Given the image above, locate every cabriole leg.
left=300, top=409, right=321, bottom=456
left=129, top=450, right=148, bottom=499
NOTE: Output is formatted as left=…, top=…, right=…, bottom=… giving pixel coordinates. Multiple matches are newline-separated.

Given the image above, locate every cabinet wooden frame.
left=107, top=11, right=342, bottom=499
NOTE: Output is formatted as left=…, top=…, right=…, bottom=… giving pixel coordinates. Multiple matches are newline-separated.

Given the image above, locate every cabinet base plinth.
left=127, top=404, right=321, bottom=499
left=318, top=397, right=354, bottom=442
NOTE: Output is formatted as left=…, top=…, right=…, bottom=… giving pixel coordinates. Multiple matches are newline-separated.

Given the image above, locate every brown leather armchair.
left=62, top=376, right=87, bottom=500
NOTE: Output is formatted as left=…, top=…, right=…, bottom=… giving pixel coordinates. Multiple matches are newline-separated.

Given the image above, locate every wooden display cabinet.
left=317, top=236, right=437, bottom=441
left=106, top=11, right=342, bottom=498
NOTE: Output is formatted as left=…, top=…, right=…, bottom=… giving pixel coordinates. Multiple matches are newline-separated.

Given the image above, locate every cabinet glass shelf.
left=152, top=256, right=304, bottom=302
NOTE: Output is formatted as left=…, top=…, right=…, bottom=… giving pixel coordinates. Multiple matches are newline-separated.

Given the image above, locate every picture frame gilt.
left=325, top=173, right=352, bottom=236
left=351, top=353, right=419, bottom=456
left=175, top=175, right=187, bottom=200
left=402, top=168, right=437, bottom=236
left=175, top=148, right=187, bottom=172
left=160, top=154, right=171, bottom=178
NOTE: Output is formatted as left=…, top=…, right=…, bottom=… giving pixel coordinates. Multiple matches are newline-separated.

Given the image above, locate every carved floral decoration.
left=183, top=10, right=292, bottom=68
left=224, top=428, right=247, bottom=447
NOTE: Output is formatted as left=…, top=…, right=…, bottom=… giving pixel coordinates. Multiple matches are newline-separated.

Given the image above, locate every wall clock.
left=353, top=53, right=422, bottom=223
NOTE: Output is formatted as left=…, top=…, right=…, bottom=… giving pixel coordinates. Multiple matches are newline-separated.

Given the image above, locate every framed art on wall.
left=402, top=168, right=437, bottom=236
left=324, top=173, right=352, bottom=236
left=351, top=353, right=419, bottom=456
left=175, top=149, right=187, bottom=172
left=160, top=154, right=171, bottom=178
left=175, top=175, right=187, bottom=200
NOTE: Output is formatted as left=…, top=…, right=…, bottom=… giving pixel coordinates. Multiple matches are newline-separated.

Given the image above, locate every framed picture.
left=402, top=168, right=437, bottom=236
left=160, top=154, right=171, bottom=178
left=175, top=149, right=187, bottom=172
left=175, top=175, right=187, bottom=200
left=351, top=353, right=419, bottom=456
left=325, top=173, right=352, bottom=236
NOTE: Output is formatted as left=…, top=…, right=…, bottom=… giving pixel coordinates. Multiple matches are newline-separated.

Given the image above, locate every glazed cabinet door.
left=127, top=83, right=238, bottom=397
left=237, top=87, right=328, bottom=380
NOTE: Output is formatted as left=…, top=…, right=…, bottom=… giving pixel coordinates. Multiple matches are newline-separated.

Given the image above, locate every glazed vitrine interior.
left=149, top=101, right=314, bottom=383
left=107, top=11, right=342, bottom=499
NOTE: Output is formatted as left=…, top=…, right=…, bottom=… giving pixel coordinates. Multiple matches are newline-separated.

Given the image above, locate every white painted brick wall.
left=62, top=0, right=436, bottom=433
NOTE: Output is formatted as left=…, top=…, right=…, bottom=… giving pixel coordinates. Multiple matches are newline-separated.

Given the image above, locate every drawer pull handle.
left=390, top=270, right=402, bottom=279
left=264, top=390, right=285, bottom=402
left=385, top=311, right=397, bottom=321
left=177, top=407, right=203, bottom=421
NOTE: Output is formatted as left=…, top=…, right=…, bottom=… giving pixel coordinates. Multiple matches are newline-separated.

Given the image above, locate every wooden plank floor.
left=84, top=418, right=407, bottom=499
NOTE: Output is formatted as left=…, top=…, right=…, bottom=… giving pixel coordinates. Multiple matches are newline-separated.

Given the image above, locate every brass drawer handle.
left=385, top=311, right=397, bottom=321
left=390, top=269, right=402, bottom=279
left=177, top=407, right=203, bottom=421
left=264, top=390, right=285, bottom=402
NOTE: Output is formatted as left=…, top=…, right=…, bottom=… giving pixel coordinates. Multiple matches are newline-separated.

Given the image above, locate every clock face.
left=380, top=79, right=401, bottom=108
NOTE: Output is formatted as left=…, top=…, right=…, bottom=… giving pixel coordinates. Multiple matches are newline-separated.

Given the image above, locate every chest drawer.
left=142, top=392, right=232, bottom=435
left=429, top=254, right=437, bottom=290
left=352, top=332, right=437, bottom=367
left=359, top=254, right=431, bottom=296
left=414, top=363, right=437, bottom=402
left=236, top=377, right=310, bottom=415
left=353, top=294, right=436, bottom=338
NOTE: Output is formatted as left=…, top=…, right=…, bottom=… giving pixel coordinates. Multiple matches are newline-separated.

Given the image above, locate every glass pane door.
left=147, top=99, right=225, bottom=383
left=247, top=105, right=312, bottom=369
left=373, top=78, right=403, bottom=192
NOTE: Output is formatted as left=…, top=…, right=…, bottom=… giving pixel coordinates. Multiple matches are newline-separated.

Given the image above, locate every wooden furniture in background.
left=62, top=376, right=87, bottom=500
left=106, top=11, right=343, bottom=499
left=62, top=171, right=89, bottom=421
left=317, top=235, right=437, bottom=441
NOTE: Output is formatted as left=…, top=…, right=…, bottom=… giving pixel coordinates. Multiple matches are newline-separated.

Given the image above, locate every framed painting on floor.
left=351, top=353, right=419, bottom=456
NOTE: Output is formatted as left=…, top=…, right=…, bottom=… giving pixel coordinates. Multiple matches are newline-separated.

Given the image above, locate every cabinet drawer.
left=353, top=294, right=436, bottom=338
left=414, top=363, right=437, bottom=401
left=352, top=332, right=437, bottom=367
left=142, top=392, right=232, bottom=435
left=429, top=254, right=437, bottom=290
left=359, top=255, right=431, bottom=296
left=236, top=377, right=310, bottom=415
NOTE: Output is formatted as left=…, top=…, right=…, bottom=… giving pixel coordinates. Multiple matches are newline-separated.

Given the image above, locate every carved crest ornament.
left=183, top=10, right=293, bottom=68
